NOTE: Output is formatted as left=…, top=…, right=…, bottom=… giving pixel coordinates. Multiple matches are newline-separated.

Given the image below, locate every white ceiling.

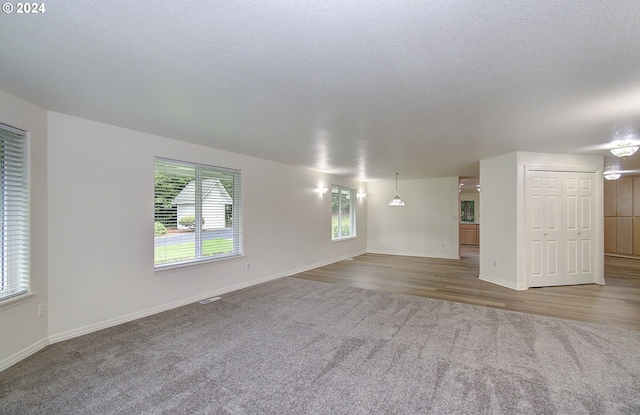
left=1, top=1, right=640, bottom=181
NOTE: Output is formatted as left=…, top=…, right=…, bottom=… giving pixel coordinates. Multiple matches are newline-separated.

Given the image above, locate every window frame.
left=331, top=185, right=356, bottom=241
left=0, top=123, right=30, bottom=304
left=154, top=157, right=243, bottom=270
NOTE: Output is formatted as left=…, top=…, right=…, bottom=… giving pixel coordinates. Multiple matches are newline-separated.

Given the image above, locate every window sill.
left=0, top=291, right=35, bottom=312
left=332, top=236, right=358, bottom=243
left=154, top=254, right=245, bottom=274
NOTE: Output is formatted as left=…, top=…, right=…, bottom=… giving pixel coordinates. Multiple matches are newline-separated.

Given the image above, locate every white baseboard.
left=0, top=337, right=49, bottom=373
left=479, top=274, right=526, bottom=290
left=47, top=252, right=367, bottom=345
left=48, top=272, right=287, bottom=345
left=367, top=249, right=460, bottom=260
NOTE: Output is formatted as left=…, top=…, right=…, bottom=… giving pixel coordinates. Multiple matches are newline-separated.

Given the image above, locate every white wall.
left=0, top=90, right=368, bottom=369
left=45, top=111, right=367, bottom=340
left=367, top=177, right=459, bottom=259
left=479, top=151, right=603, bottom=290
left=479, top=153, right=519, bottom=289
left=0, top=90, right=49, bottom=368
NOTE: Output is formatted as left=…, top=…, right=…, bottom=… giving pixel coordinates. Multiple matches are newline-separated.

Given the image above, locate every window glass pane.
left=461, top=200, right=475, bottom=222
left=154, top=158, right=242, bottom=268
left=200, top=171, right=234, bottom=259
left=154, top=162, right=196, bottom=265
left=340, top=189, right=351, bottom=237
left=331, top=188, right=340, bottom=239
left=331, top=185, right=356, bottom=240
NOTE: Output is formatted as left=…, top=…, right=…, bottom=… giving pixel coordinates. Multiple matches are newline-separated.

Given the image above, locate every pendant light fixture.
left=389, top=173, right=405, bottom=206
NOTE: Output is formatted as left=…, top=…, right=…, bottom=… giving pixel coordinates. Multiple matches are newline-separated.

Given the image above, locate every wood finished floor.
left=292, top=246, right=640, bottom=331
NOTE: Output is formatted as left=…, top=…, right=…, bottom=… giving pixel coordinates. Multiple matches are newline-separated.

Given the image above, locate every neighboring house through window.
left=332, top=185, right=356, bottom=240
left=0, top=123, right=29, bottom=302
left=154, top=158, right=242, bottom=268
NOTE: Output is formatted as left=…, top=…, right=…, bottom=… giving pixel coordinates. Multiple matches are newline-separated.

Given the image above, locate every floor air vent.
left=199, top=297, right=222, bottom=305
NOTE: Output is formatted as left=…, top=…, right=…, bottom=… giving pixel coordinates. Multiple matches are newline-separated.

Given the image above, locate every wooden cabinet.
left=635, top=217, right=640, bottom=256
left=635, top=177, right=640, bottom=216
left=617, top=177, right=633, bottom=216
left=605, top=176, right=640, bottom=257
left=604, top=180, right=617, bottom=217
left=604, top=216, right=617, bottom=253
left=460, top=223, right=479, bottom=245
left=617, top=217, right=633, bottom=255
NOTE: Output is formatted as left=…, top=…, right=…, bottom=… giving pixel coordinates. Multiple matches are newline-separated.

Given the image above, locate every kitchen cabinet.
left=460, top=223, right=479, bottom=245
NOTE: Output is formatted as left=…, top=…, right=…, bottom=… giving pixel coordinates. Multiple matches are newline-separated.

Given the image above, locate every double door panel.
left=526, top=171, right=595, bottom=287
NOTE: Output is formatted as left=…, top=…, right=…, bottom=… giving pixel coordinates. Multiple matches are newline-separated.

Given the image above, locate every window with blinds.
left=0, top=123, right=29, bottom=302
left=154, top=158, right=242, bottom=268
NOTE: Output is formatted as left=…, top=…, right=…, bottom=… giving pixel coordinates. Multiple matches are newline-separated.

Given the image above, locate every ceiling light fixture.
left=610, top=141, right=639, bottom=158
left=604, top=171, right=622, bottom=180
left=389, top=173, right=405, bottom=206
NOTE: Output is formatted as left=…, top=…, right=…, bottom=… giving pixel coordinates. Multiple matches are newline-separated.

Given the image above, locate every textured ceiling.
left=1, top=1, right=640, bottom=181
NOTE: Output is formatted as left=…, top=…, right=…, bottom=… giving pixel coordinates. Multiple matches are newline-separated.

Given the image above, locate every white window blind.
left=0, top=123, right=29, bottom=302
left=331, top=185, right=355, bottom=240
left=154, top=158, right=242, bottom=268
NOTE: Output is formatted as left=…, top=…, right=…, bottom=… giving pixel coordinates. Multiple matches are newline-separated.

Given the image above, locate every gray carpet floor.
left=1, top=277, right=639, bottom=414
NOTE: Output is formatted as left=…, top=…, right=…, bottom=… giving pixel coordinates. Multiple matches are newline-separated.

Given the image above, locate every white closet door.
left=527, top=171, right=562, bottom=287
left=526, top=170, right=596, bottom=287
left=563, top=172, right=596, bottom=285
